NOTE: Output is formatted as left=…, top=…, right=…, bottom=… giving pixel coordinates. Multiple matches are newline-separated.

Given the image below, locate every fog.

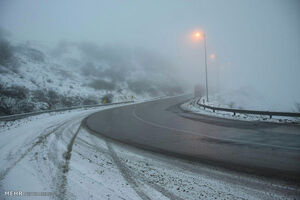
left=1, top=0, right=300, bottom=110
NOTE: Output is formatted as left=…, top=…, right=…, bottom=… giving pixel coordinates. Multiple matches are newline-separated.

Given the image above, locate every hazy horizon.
left=1, top=0, right=300, bottom=110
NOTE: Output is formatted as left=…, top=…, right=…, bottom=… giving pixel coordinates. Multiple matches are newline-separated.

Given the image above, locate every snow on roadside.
left=181, top=97, right=300, bottom=123
left=0, top=104, right=129, bottom=199
left=199, top=88, right=300, bottom=112
left=0, top=102, right=298, bottom=199
left=66, top=127, right=297, bottom=200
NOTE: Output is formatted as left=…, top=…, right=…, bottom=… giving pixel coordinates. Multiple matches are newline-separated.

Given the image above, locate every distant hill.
left=0, top=39, right=184, bottom=115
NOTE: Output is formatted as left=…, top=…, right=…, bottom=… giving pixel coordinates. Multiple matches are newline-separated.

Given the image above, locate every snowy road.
left=1, top=100, right=299, bottom=199
left=86, top=95, right=300, bottom=181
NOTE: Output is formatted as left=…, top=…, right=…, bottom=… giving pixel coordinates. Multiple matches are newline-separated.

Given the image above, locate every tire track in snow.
left=0, top=119, right=72, bottom=182
left=85, top=125, right=188, bottom=200
left=0, top=106, right=124, bottom=199
left=106, top=141, right=185, bottom=200
left=83, top=124, right=151, bottom=199
left=0, top=123, right=56, bottom=152
left=105, top=140, right=185, bottom=200
left=106, top=141, right=152, bottom=200
left=0, top=119, right=74, bottom=200
left=83, top=118, right=152, bottom=199
left=131, top=170, right=185, bottom=200
left=56, top=122, right=82, bottom=200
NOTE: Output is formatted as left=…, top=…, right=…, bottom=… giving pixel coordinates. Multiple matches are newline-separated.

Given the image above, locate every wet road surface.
left=85, top=95, right=300, bottom=183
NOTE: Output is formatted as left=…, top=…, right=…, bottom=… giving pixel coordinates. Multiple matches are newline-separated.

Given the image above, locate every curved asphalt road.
left=85, top=95, right=300, bottom=182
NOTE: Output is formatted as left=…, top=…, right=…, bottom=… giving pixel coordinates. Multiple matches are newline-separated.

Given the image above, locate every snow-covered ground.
left=0, top=38, right=184, bottom=115
left=1, top=103, right=298, bottom=199
left=181, top=94, right=300, bottom=123
left=196, top=88, right=300, bottom=112
left=0, top=41, right=147, bottom=109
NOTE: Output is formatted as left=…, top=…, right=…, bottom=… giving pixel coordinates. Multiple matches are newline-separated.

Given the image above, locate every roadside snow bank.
left=197, top=87, right=300, bottom=112
left=1, top=103, right=297, bottom=199
left=181, top=98, right=300, bottom=123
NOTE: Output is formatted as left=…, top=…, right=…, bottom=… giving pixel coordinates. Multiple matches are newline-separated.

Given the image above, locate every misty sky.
left=1, top=0, right=300, bottom=108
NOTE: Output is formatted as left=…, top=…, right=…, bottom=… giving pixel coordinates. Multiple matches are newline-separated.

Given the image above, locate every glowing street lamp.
left=209, top=53, right=216, bottom=60
left=193, top=31, right=209, bottom=102
left=193, top=31, right=204, bottom=40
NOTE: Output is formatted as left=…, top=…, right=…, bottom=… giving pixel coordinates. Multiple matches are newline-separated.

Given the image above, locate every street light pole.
left=193, top=31, right=209, bottom=102
left=203, top=33, right=209, bottom=102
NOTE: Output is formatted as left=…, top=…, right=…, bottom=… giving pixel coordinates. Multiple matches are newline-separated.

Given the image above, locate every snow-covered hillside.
left=0, top=38, right=184, bottom=115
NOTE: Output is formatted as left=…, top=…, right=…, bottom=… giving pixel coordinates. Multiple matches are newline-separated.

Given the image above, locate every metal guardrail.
left=0, top=101, right=134, bottom=121
left=195, top=99, right=300, bottom=119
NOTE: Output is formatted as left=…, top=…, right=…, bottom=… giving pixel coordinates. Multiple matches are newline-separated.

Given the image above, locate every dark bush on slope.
left=87, top=79, right=116, bottom=91
left=33, top=89, right=84, bottom=108
left=61, top=96, right=82, bottom=107
left=82, top=96, right=98, bottom=105
left=0, top=84, right=34, bottom=115
left=0, top=85, right=28, bottom=99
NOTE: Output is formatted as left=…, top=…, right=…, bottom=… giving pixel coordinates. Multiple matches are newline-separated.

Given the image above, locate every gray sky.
left=1, top=0, right=300, bottom=108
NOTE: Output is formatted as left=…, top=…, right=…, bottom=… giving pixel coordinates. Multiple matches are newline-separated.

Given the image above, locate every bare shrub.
left=47, top=90, right=60, bottom=105
left=0, top=84, right=35, bottom=114
left=87, top=79, right=116, bottom=91
left=70, top=96, right=83, bottom=106
left=0, top=85, right=28, bottom=99
left=83, top=96, right=98, bottom=105
left=17, top=100, right=35, bottom=113
left=32, top=89, right=47, bottom=102
left=61, top=96, right=75, bottom=107
left=32, top=89, right=83, bottom=108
